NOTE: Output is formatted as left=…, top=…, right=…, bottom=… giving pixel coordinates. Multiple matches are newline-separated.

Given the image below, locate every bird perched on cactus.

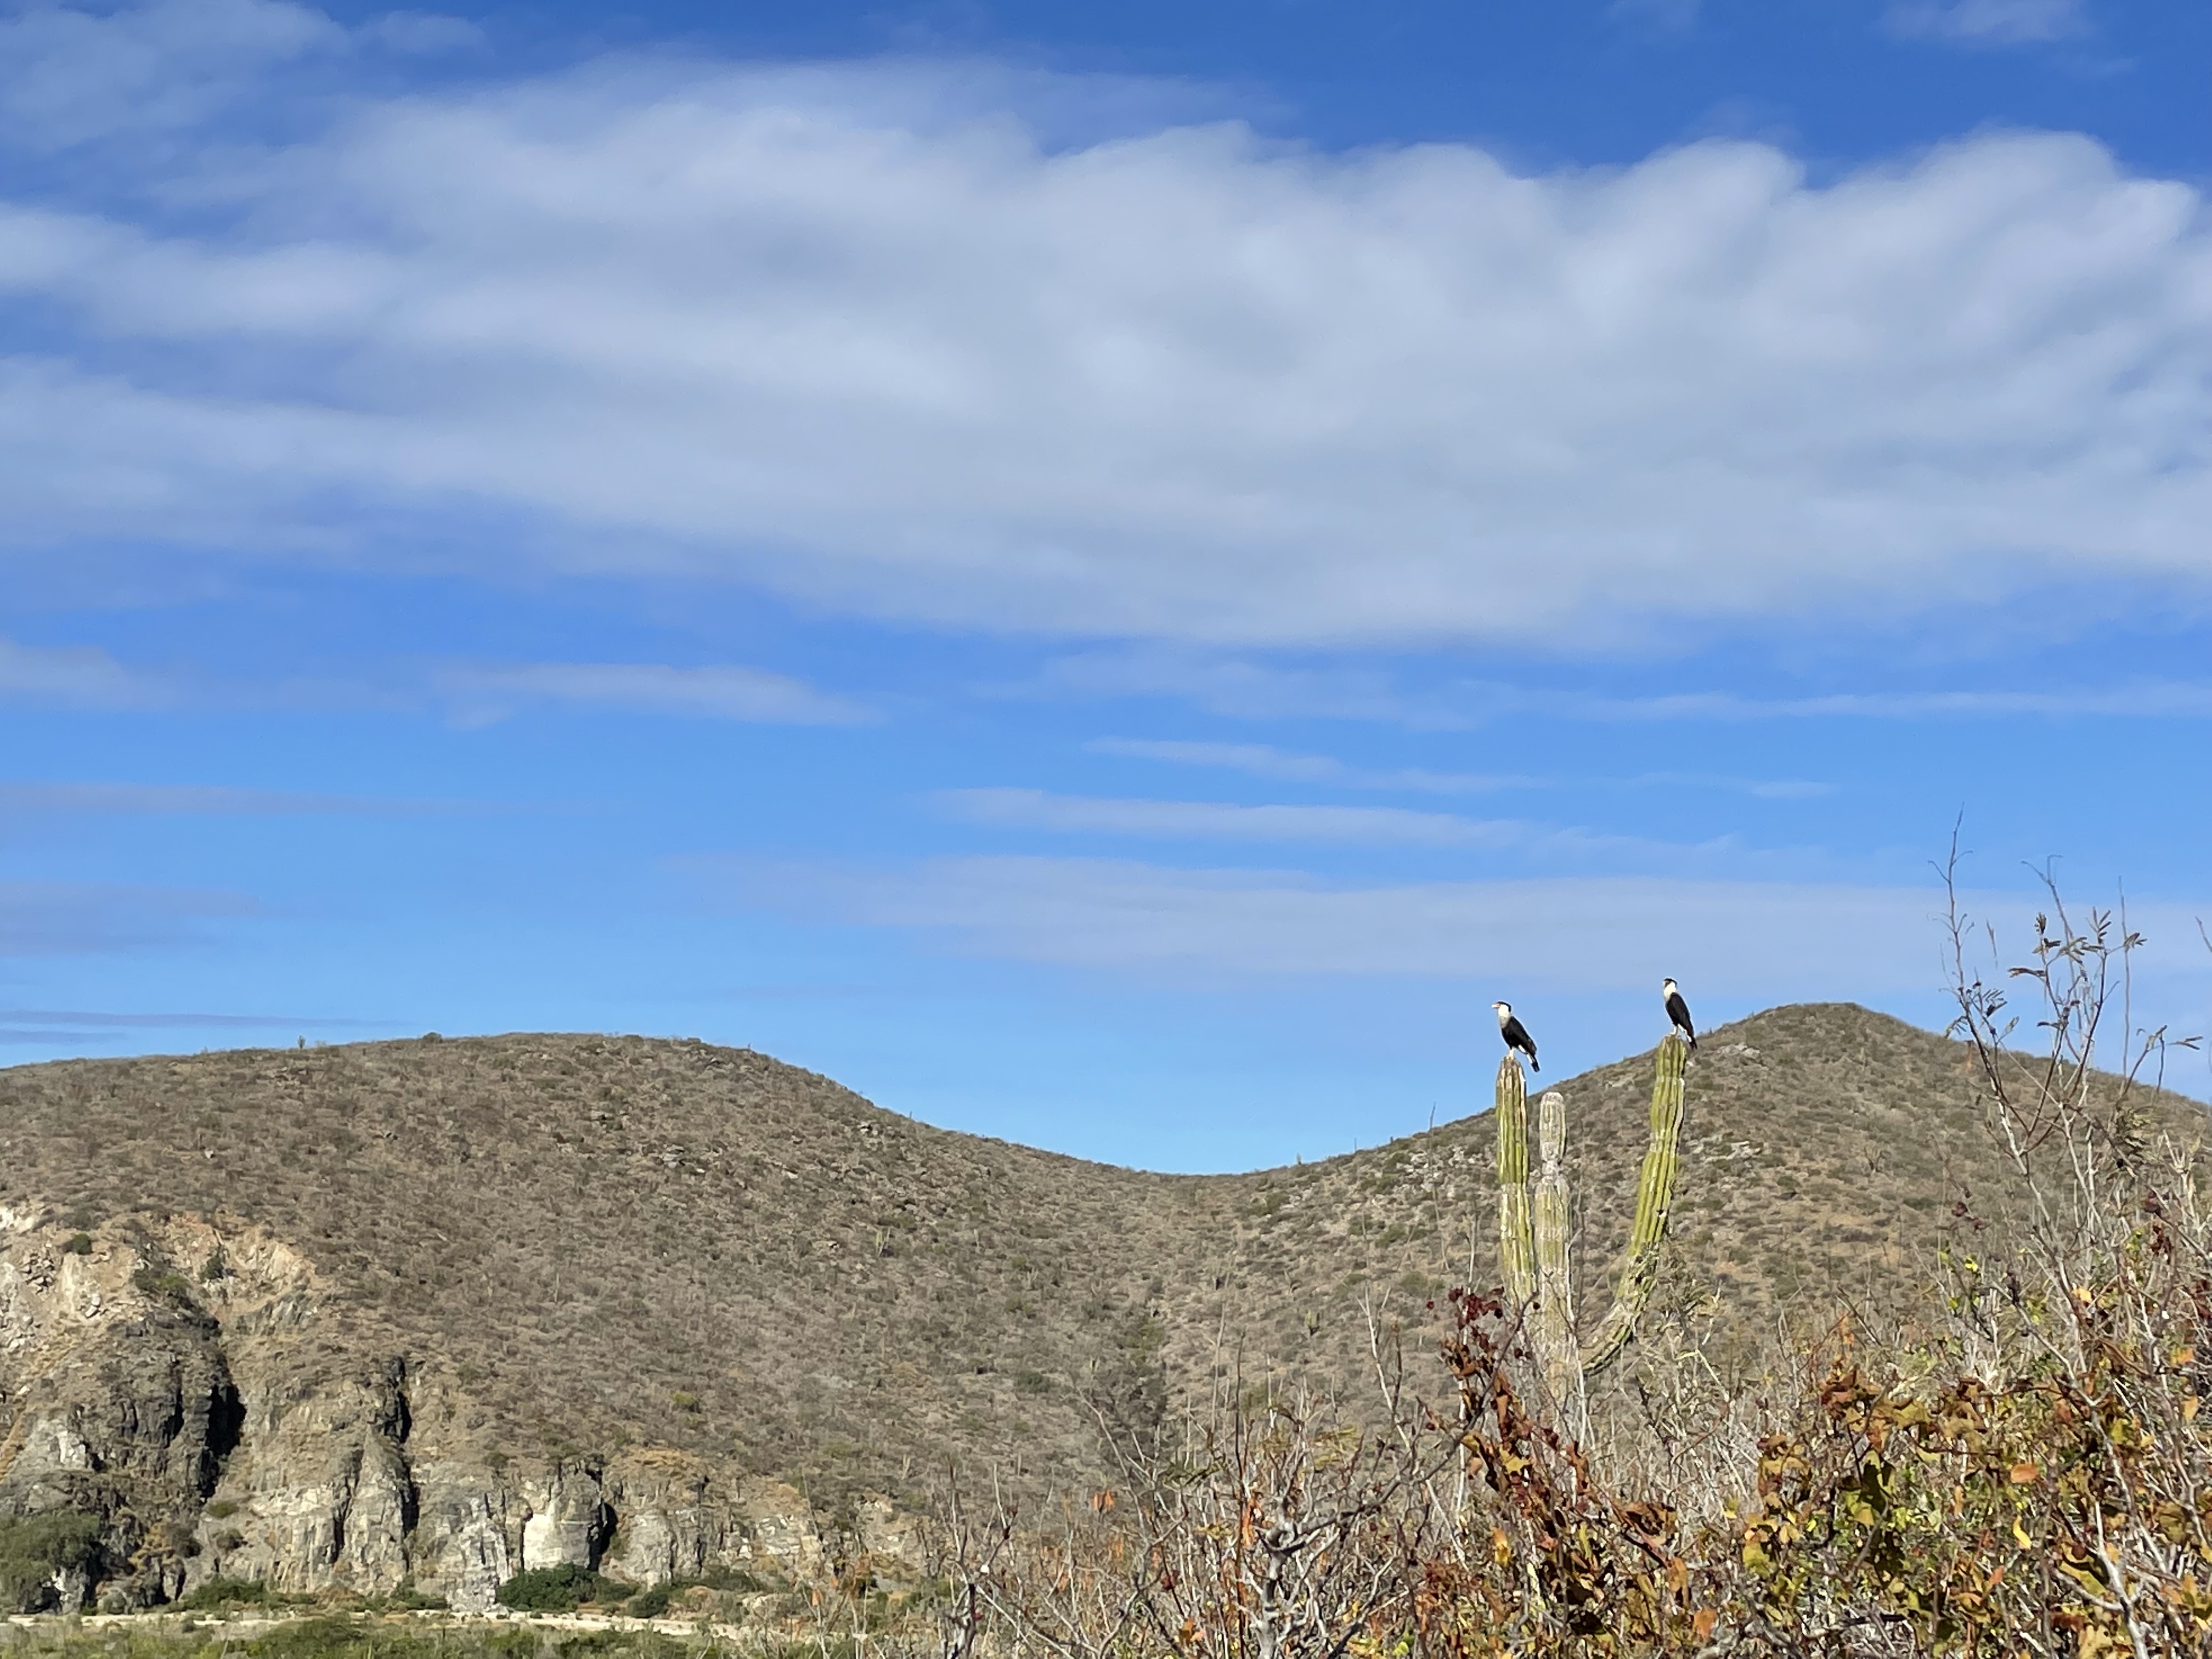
left=1492, top=1001, right=1539, bottom=1071
left=1662, top=978, right=1697, bottom=1051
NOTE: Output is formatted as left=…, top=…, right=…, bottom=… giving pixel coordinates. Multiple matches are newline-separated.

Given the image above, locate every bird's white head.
left=1491, top=1001, right=1511, bottom=1026
left=1662, top=978, right=1678, bottom=995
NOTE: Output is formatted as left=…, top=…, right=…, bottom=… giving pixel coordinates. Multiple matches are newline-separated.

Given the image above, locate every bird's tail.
left=1531, top=1057, right=1540, bottom=1073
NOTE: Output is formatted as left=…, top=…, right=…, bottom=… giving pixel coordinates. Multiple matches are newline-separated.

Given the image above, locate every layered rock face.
left=0, top=1209, right=858, bottom=1612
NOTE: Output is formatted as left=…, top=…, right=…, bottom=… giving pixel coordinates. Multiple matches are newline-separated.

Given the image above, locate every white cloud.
left=1087, top=739, right=1832, bottom=799
left=932, top=787, right=1526, bottom=847
left=0, top=637, right=173, bottom=709
left=0, top=0, right=343, bottom=149
left=438, top=662, right=872, bottom=725
left=721, top=854, right=2212, bottom=1001
left=1086, top=737, right=1537, bottom=793
left=1887, top=0, right=2090, bottom=46
left=0, top=3, right=2207, bottom=650
left=1042, top=652, right=2212, bottom=725
left=727, top=856, right=1945, bottom=990
left=1554, top=685, right=2212, bottom=721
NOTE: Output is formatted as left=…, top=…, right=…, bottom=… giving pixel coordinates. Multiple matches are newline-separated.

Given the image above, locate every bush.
left=0, top=1511, right=104, bottom=1612
left=622, top=1583, right=674, bottom=1620
left=63, top=1232, right=93, bottom=1256
left=366, top=1581, right=450, bottom=1612
left=693, top=1565, right=766, bottom=1593
left=176, top=1576, right=290, bottom=1611
left=494, top=1564, right=627, bottom=1612
left=131, top=1267, right=205, bottom=1314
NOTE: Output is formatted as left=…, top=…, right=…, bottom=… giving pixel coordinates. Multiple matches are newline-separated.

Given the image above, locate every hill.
left=1, top=1003, right=2203, bottom=1612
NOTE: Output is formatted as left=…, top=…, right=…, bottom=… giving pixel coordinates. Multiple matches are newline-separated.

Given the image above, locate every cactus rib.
left=1531, top=1088, right=1579, bottom=1410
left=1494, top=1056, right=1536, bottom=1316
left=1494, top=1031, right=1691, bottom=1406
left=1580, top=1031, right=1689, bottom=1377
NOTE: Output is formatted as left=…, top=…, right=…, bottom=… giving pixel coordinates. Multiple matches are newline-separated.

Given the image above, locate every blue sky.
left=2, top=0, right=2209, bottom=1170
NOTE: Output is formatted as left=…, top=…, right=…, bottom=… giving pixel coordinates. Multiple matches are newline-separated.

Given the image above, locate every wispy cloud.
left=0, top=1007, right=374, bottom=1028
left=1633, top=772, right=1837, bottom=801
left=1886, top=0, right=2090, bottom=45
left=439, top=663, right=872, bottom=726
left=0, top=638, right=173, bottom=710
left=1, top=8, right=2204, bottom=650
left=931, top=787, right=1527, bottom=848
left=718, top=854, right=2212, bottom=997
left=0, top=880, right=254, bottom=955
left=719, top=856, right=1946, bottom=990
left=0, top=781, right=480, bottom=815
left=1086, top=738, right=1831, bottom=800
left=1039, top=652, right=2212, bottom=728
left=1576, top=685, right=2212, bottom=721
left=1086, top=738, right=1538, bottom=794
left=0, top=1006, right=382, bottom=1046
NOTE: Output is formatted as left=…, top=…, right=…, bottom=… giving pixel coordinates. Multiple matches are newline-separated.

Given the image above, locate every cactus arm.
left=1579, top=1032, right=1689, bottom=1378
left=1494, top=1055, right=1537, bottom=1314
left=1531, top=1089, right=1580, bottom=1410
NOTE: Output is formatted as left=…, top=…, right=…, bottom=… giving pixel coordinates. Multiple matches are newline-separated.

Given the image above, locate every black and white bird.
left=1492, top=1001, right=1539, bottom=1071
left=1662, top=978, right=1697, bottom=1051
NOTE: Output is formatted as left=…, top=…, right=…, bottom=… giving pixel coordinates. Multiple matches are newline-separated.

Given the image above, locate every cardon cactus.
left=1494, top=1032, right=1690, bottom=1408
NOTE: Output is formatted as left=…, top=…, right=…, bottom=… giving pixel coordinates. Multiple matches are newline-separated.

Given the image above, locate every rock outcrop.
left=0, top=1208, right=881, bottom=1612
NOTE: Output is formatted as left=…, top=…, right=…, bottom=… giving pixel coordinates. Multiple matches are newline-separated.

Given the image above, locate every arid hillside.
left=1, top=1003, right=2204, bottom=1610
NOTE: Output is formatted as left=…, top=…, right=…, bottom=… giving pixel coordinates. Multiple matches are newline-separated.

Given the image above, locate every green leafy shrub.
left=623, top=1583, right=674, bottom=1619
left=0, top=1519, right=93, bottom=1611
left=63, top=1232, right=93, bottom=1256
left=494, top=1564, right=628, bottom=1612
left=0, top=1511, right=104, bottom=1612
left=131, top=1266, right=205, bottom=1314
left=176, top=1575, right=297, bottom=1611
left=365, top=1581, right=450, bottom=1612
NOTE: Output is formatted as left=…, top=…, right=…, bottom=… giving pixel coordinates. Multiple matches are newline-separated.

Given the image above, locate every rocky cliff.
left=0, top=1207, right=849, bottom=1611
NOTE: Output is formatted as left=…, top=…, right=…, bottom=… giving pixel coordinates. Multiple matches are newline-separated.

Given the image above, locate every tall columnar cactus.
left=1494, top=1032, right=1690, bottom=1402
left=1494, top=1056, right=1536, bottom=1313
left=1531, top=1088, right=1578, bottom=1409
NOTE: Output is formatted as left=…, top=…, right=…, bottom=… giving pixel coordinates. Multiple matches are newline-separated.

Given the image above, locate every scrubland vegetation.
left=0, top=1622, right=827, bottom=1659
left=929, top=885, right=2212, bottom=1655
left=4, top=884, right=2207, bottom=1654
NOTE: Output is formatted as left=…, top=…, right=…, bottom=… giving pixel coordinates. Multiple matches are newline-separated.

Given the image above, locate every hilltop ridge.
left=1, top=1003, right=2203, bottom=1610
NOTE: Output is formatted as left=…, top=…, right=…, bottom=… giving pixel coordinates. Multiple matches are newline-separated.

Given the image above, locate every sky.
left=2, top=0, right=2208, bottom=1172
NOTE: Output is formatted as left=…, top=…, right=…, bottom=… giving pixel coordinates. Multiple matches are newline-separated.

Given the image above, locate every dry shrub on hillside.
left=932, top=879, right=2212, bottom=1657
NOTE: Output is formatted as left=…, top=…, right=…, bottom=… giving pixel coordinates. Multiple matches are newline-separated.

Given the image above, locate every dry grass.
left=1, top=1003, right=2203, bottom=1518
left=917, top=887, right=2212, bottom=1657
